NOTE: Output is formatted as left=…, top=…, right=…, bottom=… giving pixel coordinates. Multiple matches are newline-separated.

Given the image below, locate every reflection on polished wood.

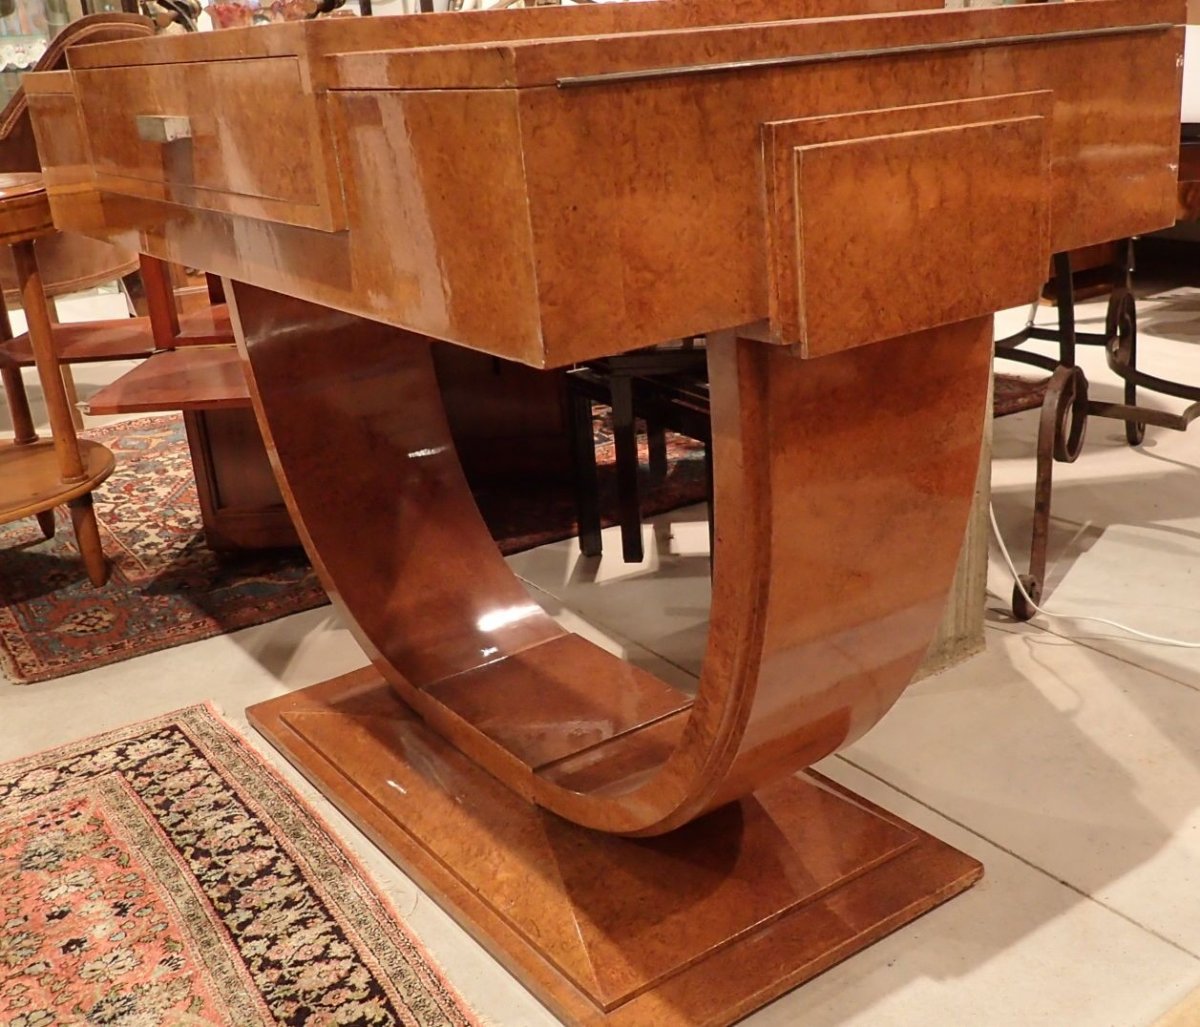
left=33, top=0, right=1186, bottom=1021
left=230, top=280, right=993, bottom=835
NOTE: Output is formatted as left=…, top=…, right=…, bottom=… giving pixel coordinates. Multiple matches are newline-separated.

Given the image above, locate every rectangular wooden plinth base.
left=248, top=669, right=982, bottom=1026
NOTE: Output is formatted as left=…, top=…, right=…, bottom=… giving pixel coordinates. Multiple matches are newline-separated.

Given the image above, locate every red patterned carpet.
left=0, top=416, right=326, bottom=685
left=0, top=414, right=708, bottom=684
left=0, top=704, right=478, bottom=1026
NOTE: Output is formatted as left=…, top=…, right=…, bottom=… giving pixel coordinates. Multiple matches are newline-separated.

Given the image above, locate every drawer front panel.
left=74, top=57, right=343, bottom=231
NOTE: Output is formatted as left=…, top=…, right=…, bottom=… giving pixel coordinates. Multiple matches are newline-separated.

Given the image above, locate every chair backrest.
left=0, top=14, right=155, bottom=302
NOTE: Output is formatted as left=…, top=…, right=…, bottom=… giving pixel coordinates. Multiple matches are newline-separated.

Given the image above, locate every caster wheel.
left=1012, top=575, right=1041, bottom=622
left=1125, top=420, right=1145, bottom=447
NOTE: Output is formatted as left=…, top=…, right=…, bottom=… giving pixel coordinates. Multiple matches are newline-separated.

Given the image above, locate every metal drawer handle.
left=135, top=115, right=193, bottom=144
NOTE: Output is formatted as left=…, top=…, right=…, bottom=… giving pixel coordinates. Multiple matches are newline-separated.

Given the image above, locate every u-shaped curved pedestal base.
left=235, top=281, right=988, bottom=1024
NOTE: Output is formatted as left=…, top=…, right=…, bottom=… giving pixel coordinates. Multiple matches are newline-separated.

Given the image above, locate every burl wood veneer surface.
left=249, top=670, right=983, bottom=1027
left=28, top=0, right=1183, bottom=367
left=227, top=279, right=993, bottom=835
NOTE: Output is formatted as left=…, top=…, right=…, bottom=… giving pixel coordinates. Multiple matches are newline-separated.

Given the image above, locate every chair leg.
left=569, top=389, right=603, bottom=558
left=1013, top=365, right=1088, bottom=621
left=2, top=364, right=37, bottom=445
left=69, top=495, right=109, bottom=587
left=36, top=510, right=55, bottom=539
left=60, top=365, right=85, bottom=431
left=1053, top=250, right=1077, bottom=368
left=1110, top=239, right=1144, bottom=446
left=648, top=423, right=667, bottom=482
left=611, top=374, right=644, bottom=563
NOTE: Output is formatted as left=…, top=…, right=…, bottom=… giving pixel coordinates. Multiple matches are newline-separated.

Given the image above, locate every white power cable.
left=988, top=503, right=1200, bottom=648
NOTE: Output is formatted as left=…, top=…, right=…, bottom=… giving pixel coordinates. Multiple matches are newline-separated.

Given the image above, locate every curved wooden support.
left=229, top=280, right=990, bottom=836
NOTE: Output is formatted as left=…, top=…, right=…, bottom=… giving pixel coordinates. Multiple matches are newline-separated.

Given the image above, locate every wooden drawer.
left=73, top=57, right=345, bottom=231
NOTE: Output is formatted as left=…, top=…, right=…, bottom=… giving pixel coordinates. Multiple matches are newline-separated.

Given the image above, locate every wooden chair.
left=567, top=343, right=712, bottom=563
left=0, top=173, right=112, bottom=585
left=0, top=14, right=159, bottom=427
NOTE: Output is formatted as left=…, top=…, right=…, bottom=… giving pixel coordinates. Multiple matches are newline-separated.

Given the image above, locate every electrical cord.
left=988, top=503, right=1200, bottom=648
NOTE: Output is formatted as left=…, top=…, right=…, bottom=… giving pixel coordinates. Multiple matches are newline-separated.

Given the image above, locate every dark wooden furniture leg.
left=609, top=372, right=644, bottom=563
left=648, top=423, right=667, bottom=482
left=182, top=407, right=297, bottom=553
left=568, top=387, right=602, bottom=558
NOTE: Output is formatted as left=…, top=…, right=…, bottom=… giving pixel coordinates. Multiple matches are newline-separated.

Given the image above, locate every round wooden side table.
left=0, top=173, right=113, bottom=586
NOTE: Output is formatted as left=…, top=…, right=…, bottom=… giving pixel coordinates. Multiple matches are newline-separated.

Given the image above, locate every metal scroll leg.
left=1105, top=274, right=1145, bottom=446
left=1012, top=365, right=1088, bottom=622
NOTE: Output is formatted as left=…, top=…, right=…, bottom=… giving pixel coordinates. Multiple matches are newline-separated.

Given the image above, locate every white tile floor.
left=5, top=269, right=1200, bottom=1026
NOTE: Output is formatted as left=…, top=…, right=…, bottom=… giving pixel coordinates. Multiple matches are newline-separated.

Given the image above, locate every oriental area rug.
left=0, top=703, right=477, bottom=1027
left=0, top=414, right=707, bottom=684
left=0, top=416, right=325, bottom=686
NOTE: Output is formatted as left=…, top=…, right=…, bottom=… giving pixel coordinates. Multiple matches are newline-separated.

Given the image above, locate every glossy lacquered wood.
left=28, top=0, right=1184, bottom=368
left=73, top=58, right=347, bottom=232
left=32, top=1, right=1188, bottom=1019
left=82, top=339, right=302, bottom=550
left=764, top=92, right=1052, bottom=353
left=249, top=670, right=982, bottom=1027
left=229, top=280, right=992, bottom=834
left=0, top=316, right=157, bottom=367
left=85, top=345, right=249, bottom=414
left=0, top=174, right=53, bottom=246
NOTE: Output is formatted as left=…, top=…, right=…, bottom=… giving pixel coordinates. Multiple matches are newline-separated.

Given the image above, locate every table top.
left=26, top=0, right=1187, bottom=367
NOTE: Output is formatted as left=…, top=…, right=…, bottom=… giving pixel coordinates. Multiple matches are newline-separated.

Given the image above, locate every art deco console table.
left=28, top=0, right=1184, bottom=1022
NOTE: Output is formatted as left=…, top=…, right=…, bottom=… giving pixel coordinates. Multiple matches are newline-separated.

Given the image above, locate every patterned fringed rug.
left=0, top=414, right=708, bottom=684
left=0, top=704, right=477, bottom=1027
left=0, top=416, right=326, bottom=685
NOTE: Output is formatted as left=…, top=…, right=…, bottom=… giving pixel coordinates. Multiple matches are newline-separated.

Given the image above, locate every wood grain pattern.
left=0, top=15, right=148, bottom=303
left=84, top=346, right=249, bottom=413
left=227, top=280, right=992, bottom=835
left=0, top=438, right=113, bottom=520
left=30, top=0, right=1181, bottom=368
left=787, top=117, right=1048, bottom=354
left=763, top=91, right=1053, bottom=350
left=74, top=58, right=345, bottom=231
left=248, top=670, right=982, bottom=1027
left=0, top=174, right=112, bottom=584
left=28, top=1, right=1188, bottom=1017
